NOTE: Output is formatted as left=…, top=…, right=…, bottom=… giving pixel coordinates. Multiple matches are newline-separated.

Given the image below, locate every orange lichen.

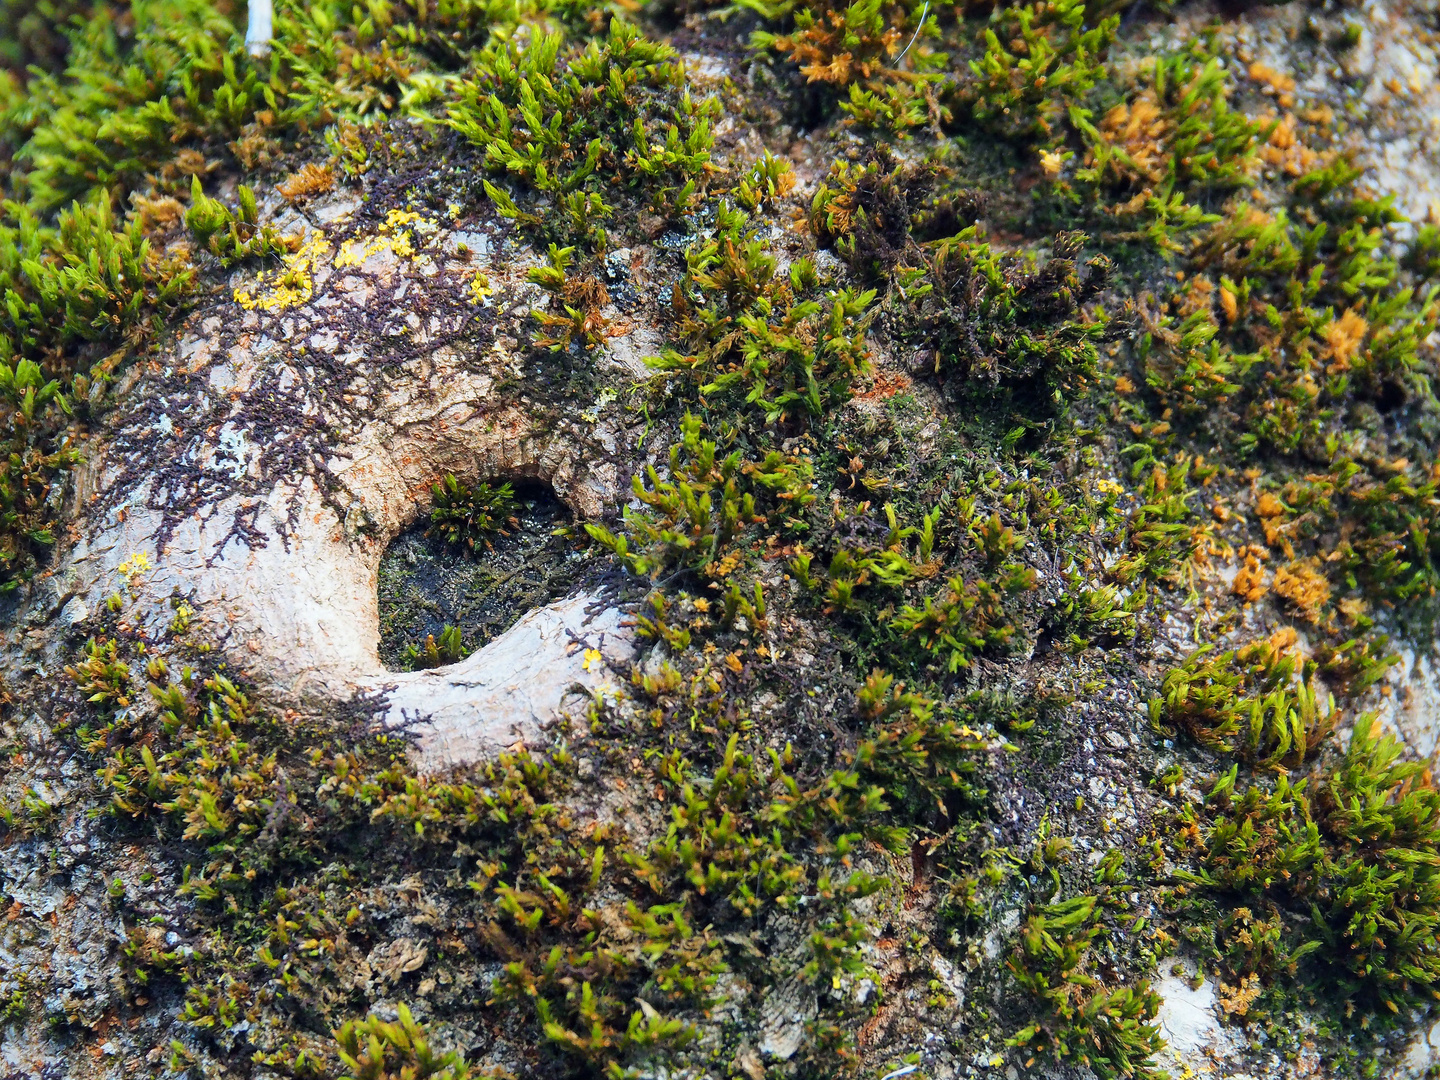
left=130, top=194, right=186, bottom=235
left=1248, top=61, right=1296, bottom=106
left=1257, top=114, right=1325, bottom=177
left=1266, top=626, right=1300, bottom=653
left=860, top=371, right=914, bottom=400
left=1174, top=274, right=1215, bottom=318
left=1094, top=92, right=1170, bottom=186
left=1255, top=491, right=1295, bottom=557
left=1338, top=596, right=1369, bottom=626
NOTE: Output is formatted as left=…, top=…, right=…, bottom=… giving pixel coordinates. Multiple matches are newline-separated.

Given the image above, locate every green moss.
left=647, top=203, right=878, bottom=424
left=378, top=486, right=580, bottom=669
left=9, top=1, right=1440, bottom=1074
left=1151, top=635, right=1333, bottom=769
left=50, top=575, right=1024, bottom=1075
left=335, top=1004, right=479, bottom=1079
left=955, top=0, right=1117, bottom=145
left=1005, top=894, right=1167, bottom=1080
left=185, top=175, right=294, bottom=265
left=427, top=475, right=519, bottom=551
left=452, top=19, right=718, bottom=242
left=1182, top=715, right=1440, bottom=1016
left=1072, top=41, right=1269, bottom=244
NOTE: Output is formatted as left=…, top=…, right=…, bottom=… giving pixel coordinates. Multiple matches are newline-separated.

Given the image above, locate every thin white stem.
left=895, top=0, right=930, bottom=67
left=246, top=0, right=273, bottom=58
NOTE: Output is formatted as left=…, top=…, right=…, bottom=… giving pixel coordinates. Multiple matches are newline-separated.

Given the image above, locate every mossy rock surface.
left=3, top=3, right=1440, bottom=1080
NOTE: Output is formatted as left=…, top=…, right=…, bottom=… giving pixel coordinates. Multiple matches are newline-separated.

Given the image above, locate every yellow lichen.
left=469, top=271, right=492, bottom=304
left=335, top=210, right=433, bottom=269
left=117, top=551, right=151, bottom=579
left=233, top=234, right=332, bottom=312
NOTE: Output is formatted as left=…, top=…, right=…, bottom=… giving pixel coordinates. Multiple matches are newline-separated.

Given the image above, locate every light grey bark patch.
left=377, top=589, right=635, bottom=773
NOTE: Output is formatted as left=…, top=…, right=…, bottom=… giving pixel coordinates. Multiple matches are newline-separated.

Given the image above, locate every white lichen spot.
left=213, top=425, right=252, bottom=480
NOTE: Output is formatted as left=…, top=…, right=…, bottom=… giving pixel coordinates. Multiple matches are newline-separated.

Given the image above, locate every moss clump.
left=955, top=0, right=1117, bottom=144
left=452, top=19, right=719, bottom=245
left=1073, top=42, right=1269, bottom=242
left=1006, top=893, right=1167, bottom=1080
left=1152, top=630, right=1333, bottom=770
left=427, top=475, right=518, bottom=552
left=647, top=206, right=877, bottom=425
left=749, top=0, right=946, bottom=135
left=49, top=582, right=1017, bottom=1076
left=1179, top=715, right=1440, bottom=1015
left=335, top=1004, right=476, bottom=1080
left=184, top=175, right=297, bottom=265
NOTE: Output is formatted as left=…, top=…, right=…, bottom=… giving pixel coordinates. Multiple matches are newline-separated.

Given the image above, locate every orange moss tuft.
left=278, top=163, right=337, bottom=204
left=1322, top=308, right=1368, bottom=372
left=1232, top=545, right=1268, bottom=602
left=1272, top=559, right=1331, bottom=621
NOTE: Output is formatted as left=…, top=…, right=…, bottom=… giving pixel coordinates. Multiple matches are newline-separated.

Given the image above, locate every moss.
left=43, top=576, right=1022, bottom=1075
left=1005, top=893, right=1167, bottom=1080
left=953, top=0, right=1117, bottom=145
left=427, top=475, right=520, bottom=551
left=1151, top=630, right=1334, bottom=770
left=451, top=19, right=718, bottom=244
left=1072, top=40, right=1270, bottom=244
left=646, top=204, right=877, bottom=425
left=377, top=484, right=579, bottom=669
left=335, top=1004, right=481, bottom=1079
left=1177, top=714, right=1440, bottom=1016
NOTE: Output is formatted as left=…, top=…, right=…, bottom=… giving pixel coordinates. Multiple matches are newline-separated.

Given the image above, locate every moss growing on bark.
left=3, top=1, right=1440, bottom=1079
